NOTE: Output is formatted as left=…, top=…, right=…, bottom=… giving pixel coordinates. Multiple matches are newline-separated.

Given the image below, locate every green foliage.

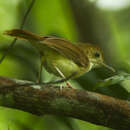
left=0, top=0, right=130, bottom=130
left=97, top=71, right=130, bottom=87
left=32, top=0, right=78, bottom=41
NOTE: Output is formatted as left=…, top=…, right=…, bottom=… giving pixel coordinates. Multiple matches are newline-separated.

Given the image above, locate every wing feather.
left=41, top=37, right=89, bottom=67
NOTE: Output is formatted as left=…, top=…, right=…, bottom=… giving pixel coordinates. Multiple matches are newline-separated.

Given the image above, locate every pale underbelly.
left=43, top=57, right=90, bottom=78
left=42, top=49, right=91, bottom=78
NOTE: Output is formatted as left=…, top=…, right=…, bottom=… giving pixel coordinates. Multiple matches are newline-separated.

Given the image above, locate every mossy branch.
left=0, top=76, right=129, bottom=129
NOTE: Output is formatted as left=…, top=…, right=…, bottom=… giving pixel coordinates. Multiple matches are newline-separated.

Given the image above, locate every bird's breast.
left=43, top=49, right=90, bottom=78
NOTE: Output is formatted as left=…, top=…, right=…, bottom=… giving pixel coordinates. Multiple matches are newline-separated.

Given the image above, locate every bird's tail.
left=4, top=29, right=44, bottom=41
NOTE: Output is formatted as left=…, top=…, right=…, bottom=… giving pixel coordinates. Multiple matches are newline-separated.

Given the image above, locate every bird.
left=4, top=29, right=115, bottom=83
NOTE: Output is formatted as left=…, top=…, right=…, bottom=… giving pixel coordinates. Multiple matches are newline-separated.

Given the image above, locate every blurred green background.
left=0, top=0, right=130, bottom=129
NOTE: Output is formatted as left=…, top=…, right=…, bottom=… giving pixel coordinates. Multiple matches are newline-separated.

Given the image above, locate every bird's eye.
left=94, top=52, right=100, bottom=58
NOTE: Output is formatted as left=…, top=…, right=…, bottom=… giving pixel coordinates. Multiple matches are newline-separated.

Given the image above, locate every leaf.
left=96, top=71, right=130, bottom=87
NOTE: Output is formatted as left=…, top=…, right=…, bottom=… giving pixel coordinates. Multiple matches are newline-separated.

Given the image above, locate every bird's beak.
left=101, top=62, right=115, bottom=72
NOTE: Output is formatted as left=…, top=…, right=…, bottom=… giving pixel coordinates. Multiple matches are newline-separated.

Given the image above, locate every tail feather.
left=4, top=29, right=44, bottom=41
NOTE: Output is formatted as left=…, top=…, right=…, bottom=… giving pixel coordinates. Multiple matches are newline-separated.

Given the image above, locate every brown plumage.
left=5, top=29, right=89, bottom=67
left=4, top=29, right=115, bottom=79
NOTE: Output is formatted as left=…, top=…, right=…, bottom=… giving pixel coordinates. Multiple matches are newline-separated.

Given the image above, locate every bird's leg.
left=53, top=65, right=73, bottom=88
left=37, top=56, right=44, bottom=83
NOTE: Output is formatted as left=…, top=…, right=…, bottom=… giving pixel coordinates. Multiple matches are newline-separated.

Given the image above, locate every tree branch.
left=0, top=76, right=129, bottom=129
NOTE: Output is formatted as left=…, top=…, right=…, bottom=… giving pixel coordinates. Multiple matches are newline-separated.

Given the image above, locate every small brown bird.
left=4, top=29, right=115, bottom=82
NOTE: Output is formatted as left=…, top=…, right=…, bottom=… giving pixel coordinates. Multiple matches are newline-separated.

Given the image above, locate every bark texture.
left=0, top=76, right=129, bottom=130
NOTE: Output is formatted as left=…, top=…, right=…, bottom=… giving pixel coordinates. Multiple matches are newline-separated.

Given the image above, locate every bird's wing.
left=4, top=29, right=89, bottom=67
left=41, top=37, right=89, bottom=67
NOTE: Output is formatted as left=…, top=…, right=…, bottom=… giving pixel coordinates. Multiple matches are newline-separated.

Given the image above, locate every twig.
left=0, top=0, right=35, bottom=63
left=0, top=72, right=76, bottom=89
